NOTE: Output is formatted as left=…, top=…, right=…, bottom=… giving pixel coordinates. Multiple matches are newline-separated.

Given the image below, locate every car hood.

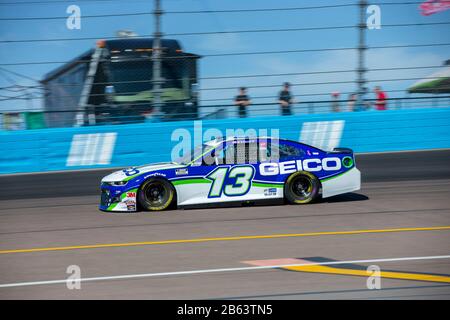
left=101, top=162, right=184, bottom=183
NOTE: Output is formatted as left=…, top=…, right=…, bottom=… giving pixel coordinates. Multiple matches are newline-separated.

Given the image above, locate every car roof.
left=203, top=136, right=325, bottom=152
left=206, top=136, right=293, bottom=145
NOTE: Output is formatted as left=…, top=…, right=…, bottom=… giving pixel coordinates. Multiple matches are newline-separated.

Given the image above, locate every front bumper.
left=99, top=185, right=138, bottom=212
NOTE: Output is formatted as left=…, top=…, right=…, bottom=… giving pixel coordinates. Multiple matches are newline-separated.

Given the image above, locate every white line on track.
left=1, top=254, right=450, bottom=289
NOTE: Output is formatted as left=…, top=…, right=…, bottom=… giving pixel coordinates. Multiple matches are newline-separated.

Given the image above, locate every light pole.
left=357, top=0, right=368, bottom=110
left=152, top=0, right=164, bottom=117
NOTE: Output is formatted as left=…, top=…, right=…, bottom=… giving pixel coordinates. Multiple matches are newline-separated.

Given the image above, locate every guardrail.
left=1, top=107, right=449, bottom=174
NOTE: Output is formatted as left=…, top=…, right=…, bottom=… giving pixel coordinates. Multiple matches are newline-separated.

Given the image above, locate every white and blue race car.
left=99, top=137, right=361, bottom=212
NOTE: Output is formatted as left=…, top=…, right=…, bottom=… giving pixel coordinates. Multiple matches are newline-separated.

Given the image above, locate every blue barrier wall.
left=1, top=107, right=449, bottom=174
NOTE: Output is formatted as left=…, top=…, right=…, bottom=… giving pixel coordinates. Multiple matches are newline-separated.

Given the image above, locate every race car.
left=99, top=136, right=361, bottom=212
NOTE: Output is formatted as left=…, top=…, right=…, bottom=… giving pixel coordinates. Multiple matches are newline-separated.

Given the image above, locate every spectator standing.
left=347, top=93, right=357, bottom=112
left=374, top=86, right=388, bottom=110
left=234, top=87, right=251, bottom=118
left=278, top=82, right=294, bottom=116
left=331, top=91, right=340, bottom=112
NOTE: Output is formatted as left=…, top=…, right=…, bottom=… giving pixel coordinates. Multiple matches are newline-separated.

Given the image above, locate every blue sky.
left=0, top=0, right=449, bottom=112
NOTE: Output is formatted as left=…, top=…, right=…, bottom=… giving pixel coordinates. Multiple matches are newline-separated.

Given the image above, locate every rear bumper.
left=321, top=167, right=361, bottom=198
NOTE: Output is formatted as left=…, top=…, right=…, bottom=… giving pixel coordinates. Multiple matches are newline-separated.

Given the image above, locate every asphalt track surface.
left=0, top=150, right=449, bottom=299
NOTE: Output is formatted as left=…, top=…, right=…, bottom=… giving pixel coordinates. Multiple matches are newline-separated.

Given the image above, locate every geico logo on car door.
left=259, top=158, right=341, bottom=176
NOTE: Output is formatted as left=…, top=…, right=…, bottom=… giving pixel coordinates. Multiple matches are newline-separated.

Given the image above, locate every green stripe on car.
left=107, top=203, right=118, bottom=211
left=172, top=178, right=211, bottom=186
left=252, top=182, right=284, bottom=189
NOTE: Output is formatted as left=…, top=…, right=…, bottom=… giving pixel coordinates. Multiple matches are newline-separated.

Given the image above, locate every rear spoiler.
left=328, top=147, right=353, bottom=154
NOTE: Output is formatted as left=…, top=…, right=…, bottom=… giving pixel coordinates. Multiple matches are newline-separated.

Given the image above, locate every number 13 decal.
left=206, top=166, right=254, bottom=198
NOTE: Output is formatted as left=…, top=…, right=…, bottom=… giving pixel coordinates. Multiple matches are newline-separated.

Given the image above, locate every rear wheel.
left=138, top=178, right=175, bottom=211
left=284, top=171, right=320, bottom=204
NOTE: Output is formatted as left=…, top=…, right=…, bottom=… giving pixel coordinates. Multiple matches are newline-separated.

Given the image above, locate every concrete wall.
left=1, top=107, right=449, bottom=174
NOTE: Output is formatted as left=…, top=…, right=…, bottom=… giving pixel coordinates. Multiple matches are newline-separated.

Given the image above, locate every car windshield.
left=173, top=144, right=215, bottom=165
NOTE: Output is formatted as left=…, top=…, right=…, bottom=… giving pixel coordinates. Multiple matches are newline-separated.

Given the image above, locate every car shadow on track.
left=318, top=192, right=369, bottom=204
left=180, top=192, right=369, bottom=210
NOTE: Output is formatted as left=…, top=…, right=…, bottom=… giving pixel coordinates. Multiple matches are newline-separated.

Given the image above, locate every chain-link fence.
left=1, top=95, right=449, bottom=130
left=1, top=1, right=450, bottom=130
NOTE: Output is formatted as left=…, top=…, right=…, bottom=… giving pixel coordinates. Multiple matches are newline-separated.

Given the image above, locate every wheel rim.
left=291, top=176, right=313, bottom=200
left=143, top=182, right=169, bottom=207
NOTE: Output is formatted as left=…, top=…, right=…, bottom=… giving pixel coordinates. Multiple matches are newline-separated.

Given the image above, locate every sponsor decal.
left=123, top=168, right=139, bottom=176
left=264, top=188, right=277, bottom=196
left=342, top=156, right=354, bottom=168
left=144, top=172, right=167, bottom=179
left=126, top=192, right=136, bottom=198
left=124, top=199, right=136, bottom=211
left=176, top=168, right=189, bottom=176
left=260, top=158, right=341, bottom=176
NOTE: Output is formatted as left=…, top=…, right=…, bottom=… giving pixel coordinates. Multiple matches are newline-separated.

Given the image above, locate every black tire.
left=284, top=171, right=320, bottom=204
left=138, top=178, right=175, bottom=211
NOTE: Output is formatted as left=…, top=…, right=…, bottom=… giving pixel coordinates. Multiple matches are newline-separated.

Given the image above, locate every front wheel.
left=284, top=171, right=320, bottom=204
left=138, top=178, right=175, bottom=211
